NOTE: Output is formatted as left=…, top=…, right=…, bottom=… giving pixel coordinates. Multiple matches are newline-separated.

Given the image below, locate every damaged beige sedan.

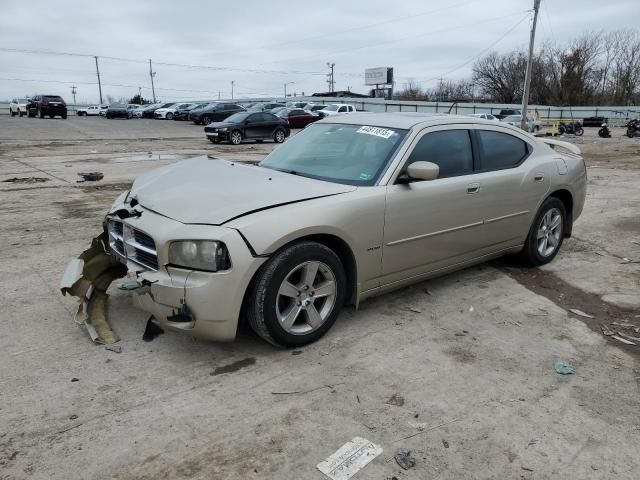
left=62, top=113, right=586, bottom=347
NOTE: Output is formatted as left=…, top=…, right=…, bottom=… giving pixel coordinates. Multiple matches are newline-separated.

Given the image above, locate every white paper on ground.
left=317, top=437, right=382, bottom=480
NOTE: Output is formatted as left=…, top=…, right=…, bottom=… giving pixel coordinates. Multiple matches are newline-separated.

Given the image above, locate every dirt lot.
left=1, top=116, right=639, bottom=479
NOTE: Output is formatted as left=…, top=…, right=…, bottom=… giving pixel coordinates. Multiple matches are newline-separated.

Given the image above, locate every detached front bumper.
left=105, top=205, right=266, bottom=342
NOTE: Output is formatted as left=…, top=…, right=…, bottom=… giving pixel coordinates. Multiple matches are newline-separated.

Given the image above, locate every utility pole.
left=521, top=0, right=541, bottom=131
left=149, top=59, right=157, bottom=103
left=231, top=81, right=234, bottom=100
left=70, top=85, right=77, bottom=110
left=138, top=86, right=142, bottom=99
left=327, top=62, right=335, bottom=93
left=94, top=56, right=103, bottom=104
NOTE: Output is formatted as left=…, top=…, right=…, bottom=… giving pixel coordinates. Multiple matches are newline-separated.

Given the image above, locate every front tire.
left=520, top=197, right=566, bottom=266
left=166, top=112, right=173, bottom=120
left=274, top=128, right=286, bottom=143
left=39, top=109, right=45, bottom=119
left=201, top=115, right=211, bottom=125
left=229, top=130, right=243, bottom=145
left=575, top=126, right=584, bottom=136
left=19, top=111, right=25, bottom=117
left=11, top=110, right=17, bottom=117
left=246, top=241, right=346, bottom=347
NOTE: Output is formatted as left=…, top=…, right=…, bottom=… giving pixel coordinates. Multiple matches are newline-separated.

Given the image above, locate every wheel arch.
left=548, top=188, right=574, bottom=237
left=241, top=232, right=358, bottom=316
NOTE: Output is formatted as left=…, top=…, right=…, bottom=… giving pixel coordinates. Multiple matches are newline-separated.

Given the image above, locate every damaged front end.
left=60, top=232, right=127, bottom=344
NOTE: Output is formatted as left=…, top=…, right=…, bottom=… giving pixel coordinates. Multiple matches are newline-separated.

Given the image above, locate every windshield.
left=225, top=112, right=250, bottom=123
left=260, top=123, right=408, bottom=186
left=323, top=105, right=340, bottom=112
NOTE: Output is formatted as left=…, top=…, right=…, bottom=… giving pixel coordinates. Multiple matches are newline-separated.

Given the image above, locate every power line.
left=414, top=13, right=531, bottom=85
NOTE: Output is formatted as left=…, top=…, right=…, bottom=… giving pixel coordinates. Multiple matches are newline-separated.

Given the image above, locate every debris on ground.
left=442, top=439, right=450, bottom=448
left=77, top=171, right=104, bottom=182
left=105, top=344, right=122, bottom=354
left=408, top=307, right=422, bottom=313
left=611, top=335, right=635, bottom=345
left=71, top=378, right=79, bottom=382
left=317, top=437, right=382, bottom=480
left=117, top=282, right=140, bottom=291
left=601, top=324, right=615, bottom=336
left=554, top=361, right=575, bottom=375
left=618, top=332, right=640, bottom=342
left=569, top=308, right=594, bottom=319
left=393, top=448, right=416, bottom=470
left=142, top=317, right=164, bottom=342
left=386, top=393, right=405, bottom=406
left=2, top=176, right=50, bottom=183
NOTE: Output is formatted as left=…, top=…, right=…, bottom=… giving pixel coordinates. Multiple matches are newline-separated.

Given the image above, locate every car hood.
left=130, top=156, right=356, bottom=225
left=206, top=121, right=237, bottom=129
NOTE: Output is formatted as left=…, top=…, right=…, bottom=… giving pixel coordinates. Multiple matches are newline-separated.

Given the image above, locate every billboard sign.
left=365, top=67, right=393, bottom=86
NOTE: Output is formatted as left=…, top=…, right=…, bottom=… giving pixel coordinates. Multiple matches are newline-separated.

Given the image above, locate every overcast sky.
left=1, top=0, right=637, bottom=103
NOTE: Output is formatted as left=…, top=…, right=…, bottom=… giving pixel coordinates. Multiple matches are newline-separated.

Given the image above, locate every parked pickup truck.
left=77, top=105, right=108, bottom=116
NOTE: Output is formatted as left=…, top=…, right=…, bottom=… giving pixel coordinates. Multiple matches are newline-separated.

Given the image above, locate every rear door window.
left=404, top=130, right=473, bottom=179
left=477, top=130, right=529, bottom=171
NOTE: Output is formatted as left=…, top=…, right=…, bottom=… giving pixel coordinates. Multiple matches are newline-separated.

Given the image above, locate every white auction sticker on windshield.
left=356, top=126, right=395, bottom=139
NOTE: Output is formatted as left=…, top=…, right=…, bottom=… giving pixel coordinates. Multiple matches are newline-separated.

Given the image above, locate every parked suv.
left=27, top=95, right=68, bottom=119
left=496, top=109, right=521, bottom=120
left=189, top=102, right=245, bottom=125
left=9, top=98, right=29, bottom=117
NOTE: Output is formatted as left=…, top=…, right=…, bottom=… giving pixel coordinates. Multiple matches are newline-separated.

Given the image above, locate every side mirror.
left=407, top=161, right=439, bottom=181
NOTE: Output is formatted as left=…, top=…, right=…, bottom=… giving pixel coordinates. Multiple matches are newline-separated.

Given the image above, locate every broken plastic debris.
left=569, top=308, right=594, bottom=319
left=105, top=344, right=122, bottom=354
left=554, top=361, right=575, bottom=375
left=611, top=335, right=635, bottom=345
left=394, top=448, right=416, bottom=470
left=386, top=393, right=405, bottom=406
left=77, top=171, right=104, bottom=182
left=600, top=324, right=615, bottom=336
left=317, top=437, right=382, bottom=480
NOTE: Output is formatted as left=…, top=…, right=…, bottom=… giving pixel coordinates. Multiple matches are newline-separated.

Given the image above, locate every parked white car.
left=471, top=113, right=498, bottom=121
left=77, top=105, right=107, bottom=116
left=319, top=104, right=356, bottom=117
left=154, top=103, right=195, bottom=120
left=9, top=98, right=29, bottom=117
left=502, top=114, right=541, bottom=133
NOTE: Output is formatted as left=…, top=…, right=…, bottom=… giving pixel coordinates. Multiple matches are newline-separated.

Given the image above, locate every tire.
left=557, top=125, right=565, bottom=135
left=39, top=109, right=45, bottom=119
left=273, top=128, right=286, bottom=143
left=11, top=110, right=17, bottom=117
left=201, top=115, right=211, bottom=125
left=229, top=130, right=243, bottom=145
left=575, top=126, right=584, bottom=136
left=62, top=113, right=67, bottom=119
left=520, top=197, right=567, bottom=266
left=49, top=114, right=54, bottom=119
left=246, top=241, right=346, bottom=347
left=627, top=128, right=634, bottom=138
left=19, top=111, right=25, bottom=117
left=166, top=112, right=173, bottom=120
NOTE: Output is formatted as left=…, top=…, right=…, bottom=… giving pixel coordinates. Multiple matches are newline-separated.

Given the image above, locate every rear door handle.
left=534, top=174, right=544, bottom=182
left=467, top=183, right=481, bottom=194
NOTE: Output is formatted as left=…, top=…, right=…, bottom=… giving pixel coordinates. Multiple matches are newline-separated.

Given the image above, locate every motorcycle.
left=626, top=118, right=640, bottom=138
left=598, top=123, right=611, bottom=138
left=558, top=121, right=584, bottom=136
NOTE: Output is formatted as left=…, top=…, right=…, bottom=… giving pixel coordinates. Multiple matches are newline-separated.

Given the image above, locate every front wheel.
left=62, top=113, right=67, bottom=119
left=520, top=197, right=566, bottom=266
left=166, top=112, right=173, bottom=120
left=575, top=126, right=584, bottom=136
left=229, top=130, right=243, bottom=145
left=39, top=110, right=45, bottom=119
left=627, top=128, right=635, bottom=138
left=19, top=111, right=25, bottom=117
left=11, top=110, right=17, bottom=117
left=201, top=115, right=211, bottom=125
left=273, top=128, right=286, bottom=143
left=246, top=241, right=346, bottom=347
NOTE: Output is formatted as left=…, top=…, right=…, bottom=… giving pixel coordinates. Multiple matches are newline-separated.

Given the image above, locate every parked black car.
left=105, top=104, right=137, bottom=119
left=173, top=103, right=201, bottom=121
left=582, top=116, right=609, bottom=127
left=27, top=95, right=67, bottom=119
left=142, top=102, right=174, bottom=119
left=204, top=111, right=290, bottom=145
left=189, top=102, right=245, bottom=125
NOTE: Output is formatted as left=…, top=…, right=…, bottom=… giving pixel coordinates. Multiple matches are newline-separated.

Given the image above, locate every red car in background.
left=276, top=108, right=319, bottom=128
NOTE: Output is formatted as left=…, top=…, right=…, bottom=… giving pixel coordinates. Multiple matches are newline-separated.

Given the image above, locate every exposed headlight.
left=168, top=240, right=230, bottom=272
left=219, top=127, right=228, bottom=132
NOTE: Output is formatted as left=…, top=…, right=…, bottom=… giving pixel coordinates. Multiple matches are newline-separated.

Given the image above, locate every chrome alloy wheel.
left=230, top=130, right=242, bottom=145
left=276, top=261, right=337, bottom=335
left=537, top=207, right=562, bottom=257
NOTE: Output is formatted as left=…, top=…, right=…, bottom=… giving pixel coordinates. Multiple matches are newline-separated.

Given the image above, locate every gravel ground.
left=1, top=116, right=639, bottom=479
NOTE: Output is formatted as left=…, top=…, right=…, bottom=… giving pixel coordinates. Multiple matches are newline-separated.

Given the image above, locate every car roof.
left=322, top=112, right=524, bottom=130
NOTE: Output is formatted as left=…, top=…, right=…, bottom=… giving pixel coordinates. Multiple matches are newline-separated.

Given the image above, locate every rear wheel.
left=201, top=115, right=211, bottom=125
left=520, top=197, right=566, bottom=266
left=246, top=241, right=346, bottom=347
left=19, top=111, right=25, bottom=117
left=62, top=113, right=67, bottom=119
left=39, top=109, right=45, bottom=119
left=274, top=128, right=286, bottom=143
left=229, top=130, right=243, bottom=145
left=11, top=110, right=17, bottom=117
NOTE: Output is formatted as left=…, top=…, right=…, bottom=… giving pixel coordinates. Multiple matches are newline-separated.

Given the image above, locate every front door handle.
left=467, top=183, right=481, bottom=194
